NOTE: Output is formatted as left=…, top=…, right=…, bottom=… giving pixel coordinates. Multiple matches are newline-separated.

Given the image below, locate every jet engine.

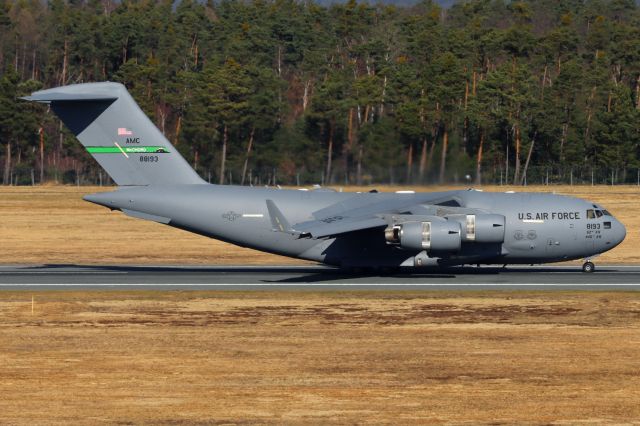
left=385, top=218, right=462, bottom=252
left=448, top=214, right=505, bottom=243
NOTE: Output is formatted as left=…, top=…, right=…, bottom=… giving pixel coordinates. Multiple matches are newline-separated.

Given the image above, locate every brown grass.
left=0, top=184, right=637, bottom=265
left=1, top=291, right=639, bottom=424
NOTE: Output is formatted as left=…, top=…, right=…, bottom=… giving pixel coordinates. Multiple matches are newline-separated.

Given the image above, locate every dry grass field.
left=2, top=187, right=640, bottom=424
left=0, top=184, right=637, bottom=265
left=1, top=291, right=640, bottom=424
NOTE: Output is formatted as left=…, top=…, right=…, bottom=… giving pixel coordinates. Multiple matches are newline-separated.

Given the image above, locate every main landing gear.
left=582, top=261, right=595, bottom=273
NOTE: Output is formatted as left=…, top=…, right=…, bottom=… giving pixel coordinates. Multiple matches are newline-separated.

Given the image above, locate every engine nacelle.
left=449, top=214, right=505, bottom=243
left=385, top=218, right=461, bottom=252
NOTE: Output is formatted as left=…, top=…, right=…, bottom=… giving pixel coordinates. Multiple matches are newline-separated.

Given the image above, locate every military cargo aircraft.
left=24, top=83, right=626, bottom=273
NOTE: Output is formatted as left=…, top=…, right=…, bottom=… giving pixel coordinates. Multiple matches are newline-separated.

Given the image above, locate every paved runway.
left=1, top=264, right=640, bottom=290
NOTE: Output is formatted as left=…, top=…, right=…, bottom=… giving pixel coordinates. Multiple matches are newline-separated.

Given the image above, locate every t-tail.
left=23, top=82, right=204, bottom=186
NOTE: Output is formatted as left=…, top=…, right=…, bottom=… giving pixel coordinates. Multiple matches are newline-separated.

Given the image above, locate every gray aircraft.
left=24, top=82, right=626, bottom=273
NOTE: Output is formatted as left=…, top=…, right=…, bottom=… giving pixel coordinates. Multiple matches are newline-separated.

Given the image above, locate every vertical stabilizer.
left=23, top=82, right=204, bottom=186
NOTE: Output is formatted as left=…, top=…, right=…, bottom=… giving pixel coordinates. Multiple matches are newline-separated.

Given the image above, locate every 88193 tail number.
left=139, top=155, right=159, bottom=163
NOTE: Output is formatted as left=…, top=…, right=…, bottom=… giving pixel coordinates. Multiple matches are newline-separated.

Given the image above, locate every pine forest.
left=0, top=0, right=639, bottom=186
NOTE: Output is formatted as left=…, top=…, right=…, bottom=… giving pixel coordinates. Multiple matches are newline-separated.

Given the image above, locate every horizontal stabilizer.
left=121, top=208, right=171, bottom=224
left=21, top=93, right=118, bottom=103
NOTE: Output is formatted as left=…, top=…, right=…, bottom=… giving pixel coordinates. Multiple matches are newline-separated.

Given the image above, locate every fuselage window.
left=596, top=210, right=603, bottom=218
left=604, top=222, right=612, bottom=229
left=587, top=209, right=595, bottom=219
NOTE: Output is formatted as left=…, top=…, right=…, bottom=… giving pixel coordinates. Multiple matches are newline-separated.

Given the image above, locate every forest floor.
left=0, top=184, right=637, bottom=265
left=1, top=291, right=639, bottom=424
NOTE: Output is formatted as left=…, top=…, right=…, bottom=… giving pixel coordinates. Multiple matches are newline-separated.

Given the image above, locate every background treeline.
left=1, top=0, right=639, bottom=186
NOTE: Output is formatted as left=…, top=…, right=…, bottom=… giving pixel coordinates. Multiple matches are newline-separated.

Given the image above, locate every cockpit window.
left=595, top=210, right=603, bottom=218
left=587, top=209, right=595, bottom=219
left=603, top=210, right=612, bottom=216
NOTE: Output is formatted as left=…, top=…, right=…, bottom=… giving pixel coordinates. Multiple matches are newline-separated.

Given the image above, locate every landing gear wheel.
left=582, top=261, right=595, bottom=273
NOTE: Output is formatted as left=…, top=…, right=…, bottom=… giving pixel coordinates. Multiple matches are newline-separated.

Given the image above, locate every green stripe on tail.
left=86, top=146, right=169, bottom=154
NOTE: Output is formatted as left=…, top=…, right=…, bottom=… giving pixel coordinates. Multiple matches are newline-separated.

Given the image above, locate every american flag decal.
left=117, top=127, right=132, bottom=136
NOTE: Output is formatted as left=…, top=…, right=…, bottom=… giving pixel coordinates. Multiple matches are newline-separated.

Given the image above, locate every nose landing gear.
left=582, top=261, right=595, bottom=273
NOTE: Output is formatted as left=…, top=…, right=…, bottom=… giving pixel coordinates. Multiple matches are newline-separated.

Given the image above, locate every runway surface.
left=2, top=264, right=640, bottom=290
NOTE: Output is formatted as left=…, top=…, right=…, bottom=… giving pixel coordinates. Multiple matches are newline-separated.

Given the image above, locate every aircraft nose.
left=613, top=219, right=626, bottom=247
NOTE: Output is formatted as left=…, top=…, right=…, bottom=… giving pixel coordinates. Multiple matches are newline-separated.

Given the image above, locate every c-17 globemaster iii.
left=24, top=82, right=626, bottom=273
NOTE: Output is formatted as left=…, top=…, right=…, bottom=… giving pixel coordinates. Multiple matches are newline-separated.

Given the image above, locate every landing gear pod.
left=385, top=219, right=462, bottom=252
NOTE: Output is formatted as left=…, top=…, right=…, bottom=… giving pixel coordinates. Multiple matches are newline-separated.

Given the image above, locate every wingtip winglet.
left=266, top=199, right=295, bottom=234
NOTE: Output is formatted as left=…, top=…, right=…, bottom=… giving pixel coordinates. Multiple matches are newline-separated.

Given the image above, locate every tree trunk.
left=406, top=143, right=413, bottom=183
left=475, top=130, right=484, bottom=186
left=418, top=137, right=428, bottom=181
left=14, top=38, right=18, bottom=72
left=472, top=71, right=477, bottom=96
left=363, top=104, right=371, bottom=125
left=380, top=75, right=387, bottom=116
left=438, top=124, right=448, bottom=184
left=540, top=64, right=548, bottom=100
left=241, top=127, right=255, bottom=186
left=3, top=142, right=11, bottom=185
left=21, top=42, right=26, bottom=79
left=356, top=144, right=363, bottom=185
left=190, top=42, right=197, bottom=67
left=174, top=115, right=182, bottom=145
left=32, top=48, right=36, bottom=80
left=520, top=132, right=537, bottom=186
left=559, top=121, right=568, bottom=161
left=219, top=124, right=228, bottom=185
left=61, top=38, right=68, bottom=85
left=302, top=79, right=311, bottom=112
left=427, top=126, right=438, bottom=171
left=464, top=80, right=469, bottom=110
left=39, top=127, right=44, bottom=184
left=513, top=124, right=521, bottom=185
left=122, top=36, right=128, bottom=64
left=584, top=86, right=596, bottom=159
left=158, top=105, right=166, bottom=135
left=557, top=55, right=562, bottom=73
left=56, top=119, right=64, bottom=182
left=343, top=108, right=354, bottom=183
left=636, top=74, right=640, bottom=110
left=325, top=123, right=334, bottom=185
left=277, top=46, right=282, bottom=77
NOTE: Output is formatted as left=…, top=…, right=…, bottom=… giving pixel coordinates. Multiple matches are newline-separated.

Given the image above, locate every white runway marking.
left=2, top=265, right=638, bottom=270
left=0, top=272, right=627, bottom=275
left=0, top=272, right=126, bottom=275
left=0, top=283, right=639, bottom=287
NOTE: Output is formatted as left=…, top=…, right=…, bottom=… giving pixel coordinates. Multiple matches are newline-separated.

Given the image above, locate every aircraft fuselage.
left=84, top=185, right=626, bottom=269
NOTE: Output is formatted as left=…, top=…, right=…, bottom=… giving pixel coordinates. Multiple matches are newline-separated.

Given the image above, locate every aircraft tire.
left=582, top=261, right=595, bottom=273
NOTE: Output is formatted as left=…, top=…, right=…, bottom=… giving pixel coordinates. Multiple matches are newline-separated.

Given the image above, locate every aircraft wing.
left=292, top=215, right=388, bottom=238
left=268, top=191, right=480, bottom=239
